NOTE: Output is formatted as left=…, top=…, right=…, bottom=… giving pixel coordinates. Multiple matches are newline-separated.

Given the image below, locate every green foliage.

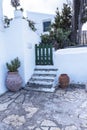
left=81, top=6, right=87, bottom=23
left=40, top=28, right=72, bottom=49
left=28, top=20, right=37, bottom=31
left=52, top=8, right=61, bottom=29
left=40, top=34, right=54, bottom=44
left=52, top=4, right=72, bottom=31
left=6, top=57, right=21, bottom=72
left=24, top=17, right=37, bottom=31
left=4, top=16, right=13, bottom=28
left=61, top=4, right=72, bottom=30
left=11, top=0, right=20, bottom=10
left=53, top=28, right=71, bottom=48
left=40, top=3, right=73, bottom=49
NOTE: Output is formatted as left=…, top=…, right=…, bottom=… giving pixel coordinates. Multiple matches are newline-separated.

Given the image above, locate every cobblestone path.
left=0, top=85, right=87, bottom=130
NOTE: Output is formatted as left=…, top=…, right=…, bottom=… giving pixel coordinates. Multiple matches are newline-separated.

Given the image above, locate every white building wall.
left=0, top=11, right=40, bottom=95
left=0, top=32, right=7, bottom=95
left=27, top=11, right=55, bottom=36
left=4, top=16, right=40, bottom=85
left=0, top=9, right=87, bottom=95
left=54, top=47, right=87, bottom=84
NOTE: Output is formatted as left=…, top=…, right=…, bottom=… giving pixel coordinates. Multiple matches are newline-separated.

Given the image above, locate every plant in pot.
left=6, top=57, right=23, bottom=92
left=11, top=0, right=20, bottom=10
left=11, top=0, right=23, bottom=18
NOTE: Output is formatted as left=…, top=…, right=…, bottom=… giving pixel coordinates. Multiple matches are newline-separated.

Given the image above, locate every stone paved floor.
left=0, top=85, right=87, bottom=130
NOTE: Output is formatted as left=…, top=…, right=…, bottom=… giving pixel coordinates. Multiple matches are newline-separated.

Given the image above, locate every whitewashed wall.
left=0, top=10, right=87, bottom=95
left=0, top=31, right=7, bottom=95
left=5, top=16, right=40, bottom=84
left=27, top=11, right=54, bottom=36
left=0, top=12, right=40, bottom=95
left=54, top=47, right=87, bottom=84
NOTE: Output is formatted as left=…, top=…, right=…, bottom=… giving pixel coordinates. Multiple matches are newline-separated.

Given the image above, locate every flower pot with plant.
left=6, top=57, right=22, bottom=92
left=11, top=0, right=23, bottom=18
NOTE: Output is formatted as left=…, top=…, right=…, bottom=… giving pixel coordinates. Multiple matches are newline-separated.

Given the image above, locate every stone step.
left=34, top=69, right=58, bottom=75
left=32, top=74, right=56, bottom=80
left=27, top=83, right=52, bottom=88
left=29, top=78, right=54, bottom=85
left=25, top=83, right=57, bottom=92
left=35, top=65, right=57, bottom=69
left=34, top=68, right=58, bottom=71
left=25, top=66, right=58, bottom=92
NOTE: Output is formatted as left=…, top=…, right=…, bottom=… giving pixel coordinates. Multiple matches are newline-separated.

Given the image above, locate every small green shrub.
left=6, top=57, right=21, bottom=72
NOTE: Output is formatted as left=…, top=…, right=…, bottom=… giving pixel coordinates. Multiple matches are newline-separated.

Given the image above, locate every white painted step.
left=35, top=65, right=57, bottom=69
left=32, top=74, right=56, bottom=80
left=34, top=69, right=58, bottom=75
left=29, top=79, right=53, bottom=85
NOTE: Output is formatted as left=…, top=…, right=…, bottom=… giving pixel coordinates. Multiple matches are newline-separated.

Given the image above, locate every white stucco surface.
left=0, top=9, right=87, bottom=95
left=54, top=47, right=87, bottom=84
left=0, top=32, right=7, bottom=95
left=5, top=18, right=40, bottom=84
left=0, top=12, right=40, bottom=95
left=27, top=11, right=54, bottom=35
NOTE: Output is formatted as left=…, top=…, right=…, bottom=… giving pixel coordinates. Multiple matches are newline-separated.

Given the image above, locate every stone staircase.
left=25, top=66, right=58, bottom=92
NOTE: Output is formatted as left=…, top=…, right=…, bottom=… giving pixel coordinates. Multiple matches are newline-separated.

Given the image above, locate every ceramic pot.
left=6, top=72, right=22, bottom=91
left=59, top=74, right=70, bottom=89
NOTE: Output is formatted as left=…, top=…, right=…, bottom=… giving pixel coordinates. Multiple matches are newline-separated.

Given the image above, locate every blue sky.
left=3, top=0, right=72, bottom=17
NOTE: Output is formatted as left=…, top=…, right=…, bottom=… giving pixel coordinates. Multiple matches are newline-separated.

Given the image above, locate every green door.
left=35, top=44, right=53, bottom=65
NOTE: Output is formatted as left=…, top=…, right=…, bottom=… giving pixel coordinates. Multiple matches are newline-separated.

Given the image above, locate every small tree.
left=61, top=3, right=72, bottom=31
left=11, top=0, right=20, bottom=10
left=52, top=8, right=61, bottom=30
left=40, top=3, right=73, bottom=49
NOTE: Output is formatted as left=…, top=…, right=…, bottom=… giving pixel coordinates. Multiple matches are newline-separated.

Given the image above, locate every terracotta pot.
left=59, top=74, right=70, bottom=89
left=6, top=72, right=22, bottom=92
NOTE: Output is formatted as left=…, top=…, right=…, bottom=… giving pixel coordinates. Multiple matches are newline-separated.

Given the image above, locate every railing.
left=35, top=44, right=53, bottom=65
left=81, top=31, right=87, bottom=45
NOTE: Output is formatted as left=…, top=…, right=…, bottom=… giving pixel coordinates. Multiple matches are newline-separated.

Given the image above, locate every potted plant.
left=11, top=0, right=23, bottom=18
left=5, top=57, right=22, bottom=91
left=11, top=0, right=20, bottom=10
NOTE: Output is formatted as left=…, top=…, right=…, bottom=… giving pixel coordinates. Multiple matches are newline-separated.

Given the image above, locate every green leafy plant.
left=27, top=19, right=37, bottom=31
left=40, top=3, right=74, bottom=49
left=11, top=0, right=20, bottom=10
left=4, top=16, right=13, bottom=28
left=22, top=17, right=37, bottom=31
left=6, top=57, right=21, bottom=72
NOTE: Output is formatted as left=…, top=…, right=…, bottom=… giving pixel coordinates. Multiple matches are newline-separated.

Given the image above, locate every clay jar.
left=6, top=72, right=22, bottom=92
left=59, top=74, right=70, bottom=89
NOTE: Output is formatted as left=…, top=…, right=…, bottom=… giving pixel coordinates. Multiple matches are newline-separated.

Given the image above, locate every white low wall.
left=54, top=47, right=87, bottom=84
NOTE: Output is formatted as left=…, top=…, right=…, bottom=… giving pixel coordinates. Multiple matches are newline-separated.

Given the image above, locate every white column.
left=0, top=0, right=4, bottom=31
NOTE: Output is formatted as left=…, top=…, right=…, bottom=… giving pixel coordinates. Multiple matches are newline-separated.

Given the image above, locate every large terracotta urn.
left=6, top=72, right=22, bottom=92
left=59, top=74, right=70, bottom=89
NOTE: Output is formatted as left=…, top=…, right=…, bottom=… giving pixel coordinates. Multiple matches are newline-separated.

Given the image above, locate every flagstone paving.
left=0, top=84, right=87, bottom=130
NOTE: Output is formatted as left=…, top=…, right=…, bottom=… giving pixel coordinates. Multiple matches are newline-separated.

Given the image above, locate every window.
left=43, top=21, right=51, bottom=32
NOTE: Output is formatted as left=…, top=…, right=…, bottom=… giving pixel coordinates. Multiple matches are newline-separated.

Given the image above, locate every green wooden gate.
left=35, top=44, right=53, bottom=65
